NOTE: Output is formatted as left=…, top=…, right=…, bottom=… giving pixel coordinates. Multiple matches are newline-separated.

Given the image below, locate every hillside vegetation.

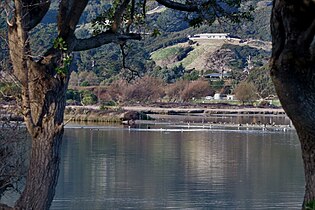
left=151, top=38, right=271, bottom=71
left=0, top=0, right=276, bottom=105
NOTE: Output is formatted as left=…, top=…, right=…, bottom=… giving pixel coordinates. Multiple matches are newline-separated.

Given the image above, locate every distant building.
left=214, top=93, right=222, bottom=100
left=188, top=33, right=241, bottom=41
left=226, top=95, right=235, bottom=100
left=204, top=73, right=232, bottom=79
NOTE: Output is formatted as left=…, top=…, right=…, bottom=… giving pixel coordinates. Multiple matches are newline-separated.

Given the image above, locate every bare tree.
left=165, top=79, right=190, bottom=102
left=122, top=76, right=165, bottom=103
left=234, top=81, right=257, bottom=104
left=181, top=79, right=214, bottom=102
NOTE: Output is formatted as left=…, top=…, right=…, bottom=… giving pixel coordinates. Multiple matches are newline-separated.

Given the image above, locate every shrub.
left=122, top=76, right=165, bottom=103
left=234, top=81, right=257, bottom=104
left=101, top=100, right=116, bottom=107
left=66, top=89, right=81, bottom=101
left=81, top=91, right=98, bottom=105
left=165, top=80, right=189, bottom=102
left=106, top=79, right=128, bottom=103
left=181, top=79, right=214, bottom=102
left=80, top=81, right=90, bottom=86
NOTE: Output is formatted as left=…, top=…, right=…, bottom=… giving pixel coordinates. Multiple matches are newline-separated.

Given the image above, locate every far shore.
left=1, top=103, right=288, bottom=127
left=67, top=103, right=285, bottom=116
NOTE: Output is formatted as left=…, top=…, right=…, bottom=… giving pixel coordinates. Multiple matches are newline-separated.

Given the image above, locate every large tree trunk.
left=15, top=123, right=64, bottom=210
left=6, top=2, right=68, bottom=209
left=271, top=1, right=315, bottom=209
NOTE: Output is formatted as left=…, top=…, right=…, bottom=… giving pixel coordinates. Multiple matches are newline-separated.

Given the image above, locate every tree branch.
left=58, top=0, right=89, bottom=38
left=24, top=0, right=51, bottom=31
left=73, top=32, right=141, bottom=51
left=125, top=0, right=135, bottom=33
left=112, top=0, right=131, bottom=32
left=155, top=0, right=198, bottom=12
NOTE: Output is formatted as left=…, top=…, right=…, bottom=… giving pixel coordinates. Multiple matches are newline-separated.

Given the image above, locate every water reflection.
left=51, top=126, right=304, bottom=209
left=149, top=114, right=291, bottom=125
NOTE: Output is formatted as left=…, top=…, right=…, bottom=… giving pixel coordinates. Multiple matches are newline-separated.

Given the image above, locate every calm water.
left=50, top=124, right=304, bottom=210
left=149, top=114, right=291, bottom=125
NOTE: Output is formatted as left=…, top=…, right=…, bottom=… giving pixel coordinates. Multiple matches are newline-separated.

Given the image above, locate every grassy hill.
left=150, top=38, right=271, bottom=72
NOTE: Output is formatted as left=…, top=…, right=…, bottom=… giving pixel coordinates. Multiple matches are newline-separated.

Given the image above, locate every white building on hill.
left=188, top=33, right=241, bottom=41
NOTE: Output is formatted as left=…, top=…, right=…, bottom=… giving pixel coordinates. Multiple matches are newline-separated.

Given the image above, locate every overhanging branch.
left=25, top=0, right=51, bottom=31
left=155, top=0, right=198, bottom=12
left=73, top=32, right=141, bottom=51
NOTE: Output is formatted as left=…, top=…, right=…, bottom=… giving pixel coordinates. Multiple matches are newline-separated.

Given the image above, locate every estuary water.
left=50, top=123, right=304, bottom=209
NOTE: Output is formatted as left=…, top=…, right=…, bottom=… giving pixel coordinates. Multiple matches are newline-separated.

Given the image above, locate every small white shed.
left=227, top=95, right=235, bottom=100
left=214, top=93, right=222, bottom=100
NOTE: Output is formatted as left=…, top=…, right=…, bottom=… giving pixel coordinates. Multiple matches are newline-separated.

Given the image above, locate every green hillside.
left=0, top=1, right=272, bottom=82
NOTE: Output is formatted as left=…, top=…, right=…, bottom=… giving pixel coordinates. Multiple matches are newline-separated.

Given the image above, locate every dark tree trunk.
left=15, top=124, right=64, bottom=210
left=6, top=2, right=68, bottom=209
left=271, top=1, right=315, bottom=208
left=13, top=74, right=67, bottom=210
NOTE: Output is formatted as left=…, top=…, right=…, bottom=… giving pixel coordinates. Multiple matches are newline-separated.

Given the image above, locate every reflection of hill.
left=55, top=127, right=303, bottom=209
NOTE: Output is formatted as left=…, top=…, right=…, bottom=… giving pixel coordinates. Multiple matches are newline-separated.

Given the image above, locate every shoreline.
left=63, top=105, right=292, bottom=131
left=65, top=119, right=295, bottom=132
left=2, top=104, right=288, bottom=126
left=122, top=105, right=286, bottom=116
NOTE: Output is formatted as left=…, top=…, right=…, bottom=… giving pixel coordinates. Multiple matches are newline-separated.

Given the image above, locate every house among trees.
left=188, top=33, right=241, bottom=41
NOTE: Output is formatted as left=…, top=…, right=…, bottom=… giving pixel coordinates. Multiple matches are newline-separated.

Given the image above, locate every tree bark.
left=297, top=126, right=315, bottom=208
left=6, top=1, right=68, bottom=209
left=271, top=1, right=315, bottom=209
left=15, top=123, right=64, bottom=210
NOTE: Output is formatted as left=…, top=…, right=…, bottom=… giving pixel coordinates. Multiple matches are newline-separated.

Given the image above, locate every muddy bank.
left=64, top=107, right=152, bottom=123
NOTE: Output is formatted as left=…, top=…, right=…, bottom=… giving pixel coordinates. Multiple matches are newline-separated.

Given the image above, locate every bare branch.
left=120, top=43, right=140, bottom=81
left=73, top=32, right=141, bottom=51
